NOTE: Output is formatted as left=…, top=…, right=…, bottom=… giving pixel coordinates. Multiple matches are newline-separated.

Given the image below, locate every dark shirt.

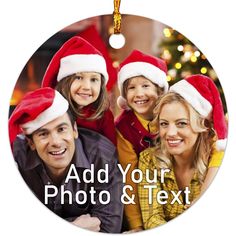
left=13, top=128, right=123, bottom=233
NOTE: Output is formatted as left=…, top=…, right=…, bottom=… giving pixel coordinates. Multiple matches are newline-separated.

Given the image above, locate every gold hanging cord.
left=113, top=0, right=122, bottom=34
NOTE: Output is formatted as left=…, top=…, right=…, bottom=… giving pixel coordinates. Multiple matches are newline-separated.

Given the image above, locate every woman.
left=138, top=74, right=227, bottom=229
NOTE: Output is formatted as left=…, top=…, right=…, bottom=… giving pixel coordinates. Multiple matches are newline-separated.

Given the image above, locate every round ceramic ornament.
left=7, top=0, right=228, bottom=234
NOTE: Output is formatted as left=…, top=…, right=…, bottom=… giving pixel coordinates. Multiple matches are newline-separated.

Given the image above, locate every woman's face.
left=159, top=101, right=199, bottom=159
left=126, top=76, right=159, bottom=120
left=70, top=72, right=102, bottom=107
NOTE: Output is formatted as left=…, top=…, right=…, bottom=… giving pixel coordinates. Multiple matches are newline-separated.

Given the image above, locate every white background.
left=1, top=0, right=236, bottom=235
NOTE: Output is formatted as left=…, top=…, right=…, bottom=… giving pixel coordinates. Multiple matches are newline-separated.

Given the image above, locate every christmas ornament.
left=8, top=0, right=228, bottom=234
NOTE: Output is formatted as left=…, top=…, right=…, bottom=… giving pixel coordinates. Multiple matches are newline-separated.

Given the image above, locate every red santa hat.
left=42, top=36, right=108, bottom=88
left=117, top=50, right=168, bottom=109
left=9, top=87, right=69, bottom=145
left=170, top=74, right=227, bottom=151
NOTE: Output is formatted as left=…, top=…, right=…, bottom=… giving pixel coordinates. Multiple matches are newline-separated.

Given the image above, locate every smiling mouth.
left=49, top=149, right=66, bottom=156
left=77, top=93, right=92, bottom=98
left=134, top=99, right=149, bottom=105
left=167, top=139, right=183, bottom=147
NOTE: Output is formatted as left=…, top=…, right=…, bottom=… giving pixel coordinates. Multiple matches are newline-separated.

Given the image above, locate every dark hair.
left=66, top=108, right=77, bottom=126
left=55, top=73, right=109, bottom=120
left=26, top=108, right=76, bottom=140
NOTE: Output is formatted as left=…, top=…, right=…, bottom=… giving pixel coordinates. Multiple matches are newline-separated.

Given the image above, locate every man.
left=9, top=87, right=123, bottom=233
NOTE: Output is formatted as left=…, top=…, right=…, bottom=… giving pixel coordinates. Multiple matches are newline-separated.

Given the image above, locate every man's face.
left=28, top=113, right=78, bottom=178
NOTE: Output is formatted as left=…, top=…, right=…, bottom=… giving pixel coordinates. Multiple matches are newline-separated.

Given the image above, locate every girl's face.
left=159, top=101, right=199, bottom=160
left=70, top=72, right=102, bottom=107
left=126, top=76, right=159, bottom=120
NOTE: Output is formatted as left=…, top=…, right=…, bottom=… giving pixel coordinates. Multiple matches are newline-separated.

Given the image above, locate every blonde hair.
left=150, top=92, right=216, bottom=183
left=55, top=73, right=109, bottom=120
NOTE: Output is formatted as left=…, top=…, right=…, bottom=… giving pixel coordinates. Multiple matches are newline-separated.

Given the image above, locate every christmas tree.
left=157, top=27, right=227, bottom=112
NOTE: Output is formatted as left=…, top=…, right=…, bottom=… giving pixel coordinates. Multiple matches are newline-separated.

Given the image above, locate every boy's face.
left=126, top=76, right=159, bottom=120
left=28, top=113, right=78, bottom=178
left=70, top=72, right=102, bottom=107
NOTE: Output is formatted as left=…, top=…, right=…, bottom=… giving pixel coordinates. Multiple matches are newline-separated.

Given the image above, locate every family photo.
left=8, top=14, right=228, bottom=233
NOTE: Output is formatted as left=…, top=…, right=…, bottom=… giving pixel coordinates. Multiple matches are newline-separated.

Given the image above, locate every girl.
left=138, top=74, right=227, bottom=229
left=42, top=36, right=116, bottom=145
left=115, top=49, right=169, bottom=232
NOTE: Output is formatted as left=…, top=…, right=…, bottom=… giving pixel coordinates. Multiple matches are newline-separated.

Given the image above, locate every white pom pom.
left=216, top=139, right=227, bottom=151
left=117, top=96, right=130, bottom=110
